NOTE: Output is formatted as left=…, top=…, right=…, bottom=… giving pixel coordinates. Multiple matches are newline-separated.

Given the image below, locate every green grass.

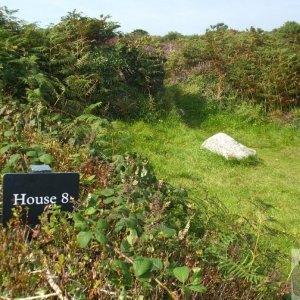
left=114, top=90, right=300, bottom=257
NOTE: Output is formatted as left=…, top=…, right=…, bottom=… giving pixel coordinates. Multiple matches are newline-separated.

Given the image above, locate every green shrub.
left=0, top=8, right=165, bottom=120
left=0, top=152, right=287, bottom=299
left=164, top=24, right=300, bottom=114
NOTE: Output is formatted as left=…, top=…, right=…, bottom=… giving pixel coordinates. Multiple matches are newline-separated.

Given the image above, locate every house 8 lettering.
left=12, top=193, right=70, bottom=205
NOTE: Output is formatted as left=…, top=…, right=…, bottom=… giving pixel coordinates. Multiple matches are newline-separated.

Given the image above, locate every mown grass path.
left=117, top=110, right=300, bottom=253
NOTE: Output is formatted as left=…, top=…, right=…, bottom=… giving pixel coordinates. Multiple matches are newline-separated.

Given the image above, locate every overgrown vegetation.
left=0, top=96, right=289, bottom=299
left=0, top=7, right=165, bottom=119
left=0, top=6, right=299, bottom=299
left=164, top=21, right=300, bottom=114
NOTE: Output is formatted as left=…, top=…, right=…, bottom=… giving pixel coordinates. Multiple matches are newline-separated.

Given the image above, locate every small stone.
left=201, top=132, right=256, bottom=160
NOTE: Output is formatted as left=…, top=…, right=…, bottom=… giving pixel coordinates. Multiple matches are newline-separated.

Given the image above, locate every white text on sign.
left=13, top=193, right=70, bottom=205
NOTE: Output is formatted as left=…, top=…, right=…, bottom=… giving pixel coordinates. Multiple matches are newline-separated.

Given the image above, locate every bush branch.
left=114, top=247, right=178, bottom=300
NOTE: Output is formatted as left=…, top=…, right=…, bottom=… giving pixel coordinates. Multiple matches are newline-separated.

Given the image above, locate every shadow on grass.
left=166, top=84, right=216, bottom=128
left=200, top=149, right=264, bottom=167
left=224, top=155, right=264, bottom=167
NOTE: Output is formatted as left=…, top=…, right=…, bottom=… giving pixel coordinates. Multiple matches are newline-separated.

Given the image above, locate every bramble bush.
left=0, top=95, right=290, bottom=299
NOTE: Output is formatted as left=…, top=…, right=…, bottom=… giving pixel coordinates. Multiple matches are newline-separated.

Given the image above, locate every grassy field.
left=115, top=88, right=300, bottom=256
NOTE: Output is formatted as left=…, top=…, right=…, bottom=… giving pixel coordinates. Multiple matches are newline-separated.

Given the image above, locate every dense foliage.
left=0, top=7, right=165, bottom=119
left=0, top=6, right=299, bottom=299
left=0, top=96, right=289, bottom=299
left=165, top=22, right=300, bottom=113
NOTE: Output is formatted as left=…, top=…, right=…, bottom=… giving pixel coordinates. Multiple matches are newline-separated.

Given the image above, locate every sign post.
left=2, top=166, right=79, bottom=225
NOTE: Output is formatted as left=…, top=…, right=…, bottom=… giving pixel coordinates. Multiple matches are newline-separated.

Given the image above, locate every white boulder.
left=201, top=132, right=256, bottom=160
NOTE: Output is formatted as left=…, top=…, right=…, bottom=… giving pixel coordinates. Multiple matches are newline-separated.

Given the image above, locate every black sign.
left=2, top=172, right=79, bottom=225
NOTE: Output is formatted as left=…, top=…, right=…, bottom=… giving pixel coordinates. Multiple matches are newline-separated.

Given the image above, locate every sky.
left=1, top=0, right=299, bottom=35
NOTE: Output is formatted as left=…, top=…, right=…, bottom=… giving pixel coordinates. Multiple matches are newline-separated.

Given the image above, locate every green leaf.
left=111, top=259, right=122, bottom=270
left=120, top=240, right=131, bottom=253
left=125, top=217, right=137, bottom=229
left=77, top=231, right=93, bottom=248
left=188, top=285, right=207, bottom=293
left=133, top=257, right=153, bottom=277
left=84, top=175, right=95, bottom=184
left=183, top=287, right=192, bottom=298
left=112, top=260, right=133, bottom=284
left=127, top=229, right=138, bottom=246
left=114, top=196, right=125, bottom=204
left=73, top=213, right=88, bottom=230
left=158, top=225, right=177, bottom=238
left=8, top=154, right=21, bottom=165
left=95, top=232, right=108, bottom=245
left=151, top=258, right=163, bottom=271
left=190, top=267, right=203, bottom=285
left=173, top=266, right=190, bottom=283
left=0, top=143, right=15, bottom=154
left=26, top=150, right=37, bottom=157
left=4, top=130, right=13, bottom=137
left=115, top=219, right=126, bottom=232
left=96, top=219, right=109, bottom=230
left=85, top=207, right=96, bottom=215
left=100, top=188, right=115, bottom=197
left=38, top=153, right=52, bottom=164
left=103, top=197, right=115, bottom=204
left=90, top=193, right=100, bottom=201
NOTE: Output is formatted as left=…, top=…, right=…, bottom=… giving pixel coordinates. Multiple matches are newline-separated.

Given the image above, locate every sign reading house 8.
left=2, top=172, right=79, bottom=226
